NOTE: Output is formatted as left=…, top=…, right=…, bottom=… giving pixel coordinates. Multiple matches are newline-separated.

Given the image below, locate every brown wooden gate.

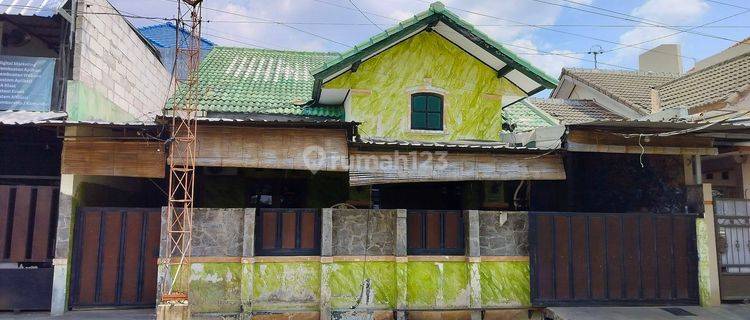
left=0, top=185, right=59, bottom=311
left=70, top=207, right=160, bottom=308
left=530, top=212, right=699, bottom=306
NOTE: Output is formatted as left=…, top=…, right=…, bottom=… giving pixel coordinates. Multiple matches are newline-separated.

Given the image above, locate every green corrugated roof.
left=312, top=2, right=558, bottom=91
left=180, top=46, right=343, bottom=118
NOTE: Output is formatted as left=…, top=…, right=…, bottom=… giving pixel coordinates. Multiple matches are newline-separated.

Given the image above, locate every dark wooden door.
left=530, top=212, right=699, bottom=306
left=70, top=208, right=160, bottom=308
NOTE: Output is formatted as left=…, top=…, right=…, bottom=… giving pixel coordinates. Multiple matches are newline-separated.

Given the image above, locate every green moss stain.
left=696, top=219, right=712, bottom=306
left=407, top=261, right=469, bottom=308
left=479, top=261, right=530, bottom=307
left=253, top=262, right=320, bottom=310
left=328, top=262, right=397, bottom=309
left=324, top=31, right=525, bottom=141
left=189, top=263, right=243, bottom=314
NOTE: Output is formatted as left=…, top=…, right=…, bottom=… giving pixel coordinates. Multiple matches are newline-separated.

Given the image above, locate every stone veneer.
left=479, top=211, right=528, bottom=256
left=332, top=209, right=397, bottom=255
left=191, top=208, right=246, bottom=257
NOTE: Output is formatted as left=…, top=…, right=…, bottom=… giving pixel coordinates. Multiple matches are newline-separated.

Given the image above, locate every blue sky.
left=110, top=0, right=749, bottom=77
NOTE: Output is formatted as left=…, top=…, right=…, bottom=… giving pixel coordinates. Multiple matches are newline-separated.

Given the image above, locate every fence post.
left=395, top=209, right=408, bottom=320
left=241, top=208, right=255, bottom=317
left=697, top=183, right=721, bottom=306
left=320, top=208, right=333, bottom=320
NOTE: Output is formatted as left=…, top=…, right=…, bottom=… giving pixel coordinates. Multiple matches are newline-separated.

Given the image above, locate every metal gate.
left=70, top=208, right=161, bottom=308
left=530, top=212, right=699, bottom=306
left=714, top=199, right=750, bottom=301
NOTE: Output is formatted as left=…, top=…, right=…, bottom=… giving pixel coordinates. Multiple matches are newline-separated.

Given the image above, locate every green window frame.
left=411, top=93, right=443, bottom=131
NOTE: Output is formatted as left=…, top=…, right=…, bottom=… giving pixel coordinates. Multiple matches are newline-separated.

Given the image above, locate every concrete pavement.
left=545, top=305, right=750, bottom=320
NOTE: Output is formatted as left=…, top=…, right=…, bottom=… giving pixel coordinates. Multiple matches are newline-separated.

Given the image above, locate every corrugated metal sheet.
left=354, top=137, right=554, bottom=151
left=0, top=0, right=67, bottom=17
left=0, top=110, right=65, bottom=125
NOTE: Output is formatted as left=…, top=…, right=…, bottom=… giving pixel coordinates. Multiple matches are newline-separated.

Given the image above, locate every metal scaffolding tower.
left=162, top=0, right=203, bottom=303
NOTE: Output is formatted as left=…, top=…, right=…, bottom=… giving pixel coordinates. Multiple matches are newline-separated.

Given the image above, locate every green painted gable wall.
left=323, top=31, right=526, bottom=142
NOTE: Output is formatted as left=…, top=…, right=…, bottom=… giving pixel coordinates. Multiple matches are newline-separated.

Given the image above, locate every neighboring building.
left=551, top=67, right=679, bottom=119
left=137, top=22, right=215, bottom=79
left=0, top=0, right=172, bottom=314
left=504, top=98, right=622, bottom=132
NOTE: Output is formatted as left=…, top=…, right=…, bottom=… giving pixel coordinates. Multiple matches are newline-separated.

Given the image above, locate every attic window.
left=411, top=93, right=443, bottom=131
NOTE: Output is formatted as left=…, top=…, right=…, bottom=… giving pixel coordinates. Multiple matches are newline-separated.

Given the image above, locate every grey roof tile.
left=562, top=68, right=679, bottom=114
left=657, top=52, right=750, bottom=110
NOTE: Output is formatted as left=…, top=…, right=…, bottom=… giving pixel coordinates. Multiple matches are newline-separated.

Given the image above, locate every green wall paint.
left=323, top=31, right=526, bottom=142
left=65, top=80, right=137, bottom=122
left=406, top=261, right=470, bottom=308
left=253, top=262, right=321, bottom=310
left=479, top=261, right=531, bottom=307
left=328, top=262, right=397, bottom=309
left=189, top=263, right=243, bottom=314
left=696, top=218, right=712, bottom=306
left=165, top=260, right=532, bottom=315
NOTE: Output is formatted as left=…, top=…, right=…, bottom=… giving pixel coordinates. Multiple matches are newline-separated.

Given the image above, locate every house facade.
left=0, top=1, right=737, bottom=319
left=0, top=0, right=172, bottom=314
left=149, top=3, right=726, bottom=320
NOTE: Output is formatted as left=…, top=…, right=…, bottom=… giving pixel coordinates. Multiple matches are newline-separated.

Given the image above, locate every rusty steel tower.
left=162, top=0, right=203, bottom=303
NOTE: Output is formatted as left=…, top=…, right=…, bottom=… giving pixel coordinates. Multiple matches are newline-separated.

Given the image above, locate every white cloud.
left=110, top=0, right=585, bottom=74
left=510, top=39, right=584, bottom=77
left=610, top=0, right=710, bottom=66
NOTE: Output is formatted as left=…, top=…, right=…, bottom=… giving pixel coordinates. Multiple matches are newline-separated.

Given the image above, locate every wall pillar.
left=50, top=174, right=79, bottom=316
left=698, top=183, right=721, bottom=306
left=395, top=209, right=408, bottom=320
left=320, top=208, right=333, bottom=320
left=241, top=208, right=256, bottom=316
left=465, top=210, right=482, bottom=320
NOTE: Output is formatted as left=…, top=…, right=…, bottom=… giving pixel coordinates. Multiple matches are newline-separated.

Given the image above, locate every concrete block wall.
left=70, top=0, right=171, bottom=121
left=163, top=208, right=532, bottom=319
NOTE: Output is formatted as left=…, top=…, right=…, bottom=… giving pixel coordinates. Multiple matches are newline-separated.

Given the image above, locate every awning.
left=0, top=110, right=66, bottom=125
left=0, top=0, right=67, bottom=17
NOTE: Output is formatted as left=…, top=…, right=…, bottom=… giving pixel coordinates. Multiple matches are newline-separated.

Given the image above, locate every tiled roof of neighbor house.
left=528, top=98, right=622, bottom=124
left=561, top=68, right=679, bottom=114
left=504, top=98, right=622, bottom=132
left=138, top=22, right=215, bottom=50
left=313, top=2, right=557, bottom=92
left=656, top=52, right=750, bottom=110
left=503, top=101, right=556, bottom=132
left=185, top=47, right=343, bottom=118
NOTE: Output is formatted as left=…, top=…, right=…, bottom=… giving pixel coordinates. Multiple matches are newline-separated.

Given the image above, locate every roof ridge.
left=212, top=46, right=338, bottom=56
left=563, top=67, right=680, bottom=77
left=527, top=97, right=596, bottom=103
left=657, top=51, right=750, bottom=89
left=311, top=1, right=558, bottom=90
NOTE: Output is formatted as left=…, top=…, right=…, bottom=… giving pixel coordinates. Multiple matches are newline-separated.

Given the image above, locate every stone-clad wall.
left=479, top=211, right=528, bottom=256
left=191, top=208, right=246, bottom=257
left=332, top=209, right=396, bottom=255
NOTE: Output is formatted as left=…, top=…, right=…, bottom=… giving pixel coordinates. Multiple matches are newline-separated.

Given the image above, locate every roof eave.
left=312, top=9, right=557, bottom=94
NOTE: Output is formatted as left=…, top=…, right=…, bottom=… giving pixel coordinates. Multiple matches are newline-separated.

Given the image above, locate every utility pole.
left=160, top=0, right=202, bottom=314
left=587, top=45, right=604, bottom=69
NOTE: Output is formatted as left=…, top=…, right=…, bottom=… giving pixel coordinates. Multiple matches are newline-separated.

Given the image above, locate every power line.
left=418, top=0, right=698, bottom=61
left=156, top=0, right=353, bottom=48
left=530, top=0, right=744, bottom=43
left=604, top=8, right=750, bottom=54
left=706, top=0, right=750, bottom=10
left=311, top=0, right=399, bottom=22
left=347, top=0, right=384, bottom=31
